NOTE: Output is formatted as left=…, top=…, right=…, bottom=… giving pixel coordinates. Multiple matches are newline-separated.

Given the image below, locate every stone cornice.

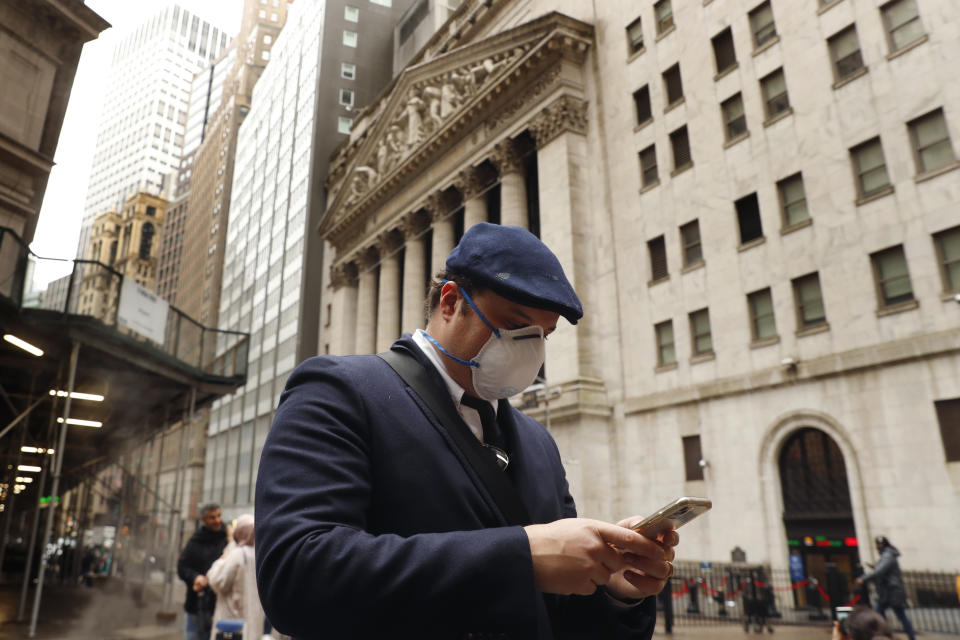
left=320, top=13, right=594, bottom=249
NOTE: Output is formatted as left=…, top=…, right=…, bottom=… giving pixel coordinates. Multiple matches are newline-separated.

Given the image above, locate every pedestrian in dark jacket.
left=177, top=504, right=227, bottom=640
left=856, top=536, right=915, bottom=640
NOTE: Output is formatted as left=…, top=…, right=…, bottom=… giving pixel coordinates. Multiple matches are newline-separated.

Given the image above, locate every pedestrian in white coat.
left=207, top=514, right=270, bottom=639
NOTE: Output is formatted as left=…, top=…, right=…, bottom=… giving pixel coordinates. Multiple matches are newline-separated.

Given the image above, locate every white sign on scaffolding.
left=117, top=278, right=169, bottom=344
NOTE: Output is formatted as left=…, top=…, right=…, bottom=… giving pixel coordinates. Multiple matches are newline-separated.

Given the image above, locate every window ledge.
left=738, top=236, right=766, bottom=252
left=856, top=186, right=894, bottom=206
left=648, top=274, right=670, bottom=287
left=750, top=335, right=780, bottom=349
left=781, top=218, right=813, bottom=235
left=887, top=34, right=928, bottom=61
left=832, top=67, right=868, bottom=90
left=633, top=118, right=654, bottom=133
left=691, top=352, right=716, bottom=364
left=656, top=25, right=677, bottom=42
left=915, top=161, right=960, bottom=184
left=681, top=261, right=705, bottom=274
left=763, top=108, right=793, bottom=128
left=655, top=362, right=678, bottom=373
left=876, top=299, right=918, bottom=317
left=671, top=162, right=694, bottom=177
left=639, top=179, right=661, bottom=194
left=942, top=291, right=960, bottom=302
left=628, top=47, right=647, bottom=63
left=817, top=0, right=844, bottom=15
left=664, top=97, right=685, bottom=114
left=724, top=131, right=750, bottom=149
left=752, top=35, right=780, bottom=57
left=714, top=64, right=739, bottom=82
left=796, top=322, right=829, bottom=337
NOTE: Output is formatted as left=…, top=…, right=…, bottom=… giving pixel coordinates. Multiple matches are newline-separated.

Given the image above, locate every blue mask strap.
left=422, top=331, right=479, bottom=368
left=442, top=280, right=501, bottom=338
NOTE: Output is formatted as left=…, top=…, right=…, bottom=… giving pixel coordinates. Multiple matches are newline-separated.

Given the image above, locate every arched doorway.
left=779, top=427, right=860, bottom=607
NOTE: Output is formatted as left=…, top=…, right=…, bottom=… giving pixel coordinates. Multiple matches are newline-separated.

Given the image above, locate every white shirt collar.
left=411, top=329, right=497, bottom=441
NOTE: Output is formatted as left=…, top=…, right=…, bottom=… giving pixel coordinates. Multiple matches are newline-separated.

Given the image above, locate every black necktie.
left=460, top=394, right=504, bottom=450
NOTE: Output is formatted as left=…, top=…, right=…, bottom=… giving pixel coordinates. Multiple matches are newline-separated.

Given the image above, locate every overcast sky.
left=29, top=0, right=244, bottom=290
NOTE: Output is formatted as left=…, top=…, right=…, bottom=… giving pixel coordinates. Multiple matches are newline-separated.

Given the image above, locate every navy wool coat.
left=255, top=336, right=656, bottom=639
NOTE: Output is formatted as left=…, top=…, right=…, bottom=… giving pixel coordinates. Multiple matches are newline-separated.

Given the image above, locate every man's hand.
left=524, top=518, right=670, bottom=596
left=192, top=574, right=208, bottom=593
left=605, top=518, right=679, bottom=601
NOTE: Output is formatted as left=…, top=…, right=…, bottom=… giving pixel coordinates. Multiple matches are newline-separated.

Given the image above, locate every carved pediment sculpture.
left=321, top=12, right=594, bottom=245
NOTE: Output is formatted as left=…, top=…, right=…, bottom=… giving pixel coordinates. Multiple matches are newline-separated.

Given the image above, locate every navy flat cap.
left=445, top=222, right=583, bottom=324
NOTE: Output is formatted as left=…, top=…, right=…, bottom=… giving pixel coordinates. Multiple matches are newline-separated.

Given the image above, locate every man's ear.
left=437, top=281, right=460, bottom=321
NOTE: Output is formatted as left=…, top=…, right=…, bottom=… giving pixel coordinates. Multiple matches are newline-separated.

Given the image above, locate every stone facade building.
left=318, top=0, right=960, bottom=583
left=0, top=0, right=108, bottom=244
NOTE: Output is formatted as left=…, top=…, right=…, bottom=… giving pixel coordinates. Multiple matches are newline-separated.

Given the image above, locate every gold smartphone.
left=629, top=496, right=712, bottom=539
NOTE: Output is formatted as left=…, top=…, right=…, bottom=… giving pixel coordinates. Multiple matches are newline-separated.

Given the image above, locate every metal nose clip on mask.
left=424, top=283, right=546, bottom=401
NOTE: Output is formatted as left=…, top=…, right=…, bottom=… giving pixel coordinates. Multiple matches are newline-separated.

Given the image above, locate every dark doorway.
left=779, top=427, right=860, bottom=608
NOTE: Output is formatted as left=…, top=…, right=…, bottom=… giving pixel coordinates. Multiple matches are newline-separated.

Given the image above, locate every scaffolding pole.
left=18, top=391, right=59, bottom=621
left=28, top=340, right=80, bottom=638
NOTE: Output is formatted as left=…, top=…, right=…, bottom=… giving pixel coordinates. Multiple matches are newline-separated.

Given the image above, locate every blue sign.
left=789, top=554, right=805, bottom=581
left=700, top=561, right=713, bottom=571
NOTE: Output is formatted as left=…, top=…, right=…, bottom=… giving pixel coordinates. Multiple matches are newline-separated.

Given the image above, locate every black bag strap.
left=378, top=349, right=531, bottom=527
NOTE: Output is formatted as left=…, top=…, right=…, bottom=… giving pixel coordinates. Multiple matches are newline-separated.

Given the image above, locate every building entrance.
left=779, top=427, right=860, bottom=608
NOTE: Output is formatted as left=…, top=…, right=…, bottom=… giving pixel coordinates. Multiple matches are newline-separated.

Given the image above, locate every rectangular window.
left=735, top=192, right=763, bottom=244
left=680, top=220, right=703, bottom=267
left=793, top=272, right=827, bottom=328
left=748, top=288, right=777, bottom=341
left=777, top=172, right=809, bottom=227
left=761, top=68, right=791, bottom=119
left=341, top=62, right=357, bottom=80
left=648, top=235, right=668, bottom=282
left=343, top=30, right=358, bottom=47
left=908, top=108, right=956, bottom=175
left=722, top=93, right=747, bottom=141
left=850, top=137, right=892, bottom=199
left=339, top=88, right=355, bottom=107
left=633, top=85, right=652, bottom=125
left=639, top=144, right=658, bottom=187
left=934, top=398, right=960, bottom=462
left=626, top=16, right=644, bottom=54
left=829, top=26, right=865, bottom=82
left=655, top=0, right=674, bottom=35
left=337, top=116, right=353, bottom=134
left=881, top=0, right=924, bottom=53
left=345, top=5, right=359, bottom=22
left=670, top=125, right=692, bottom=170
left=689, top=308, right=713, bottom=355
left=682, top=435, right=705, bottom=481
left=712, top=28, right=737, bottom=75
left=655, top=320, right=676, bottom=366
left=370, top=0, right=392, bottom=5
left=871, top=245, right=914, bottom=307
left=749, top=1, right=777, bottom=48
left=933, top=225, right=960, bottom=293
left=663, top=63, right=684, bottom=106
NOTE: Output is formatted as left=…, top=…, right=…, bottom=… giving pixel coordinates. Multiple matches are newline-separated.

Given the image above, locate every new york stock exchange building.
left=315, top=0, right=960, bottom=590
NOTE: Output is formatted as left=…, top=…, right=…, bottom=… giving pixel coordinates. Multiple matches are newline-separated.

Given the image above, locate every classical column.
left=375, top=231, right=402, bottom=352
left=427, top=192, right=455, bottom=276
left=401, top=213, right=428, bottom=334
left=354, top=248, right=379, bottom=355
left=528, top=95, right=597, bottom=380
left=491, top=139, right=527, bottom=229
left=328, top=261, right=358, bottom=355
left=454, top=167, right=488, bottom=231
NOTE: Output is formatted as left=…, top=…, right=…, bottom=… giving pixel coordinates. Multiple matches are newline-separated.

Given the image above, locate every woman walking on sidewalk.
left=856, top=536, right=916, bottom=640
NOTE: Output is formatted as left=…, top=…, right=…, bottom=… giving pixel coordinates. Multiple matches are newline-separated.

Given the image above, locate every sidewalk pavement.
left=657, top=623, right=956, bottom=639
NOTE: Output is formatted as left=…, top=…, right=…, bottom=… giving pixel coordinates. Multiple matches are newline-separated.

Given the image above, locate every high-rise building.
left=318, top=0, right=960, bottom=580
left=0, top=1, right=108, bottom=245
left=77, top=5, right=232, bottom=258
left=206, top=0, right=416, bottom=517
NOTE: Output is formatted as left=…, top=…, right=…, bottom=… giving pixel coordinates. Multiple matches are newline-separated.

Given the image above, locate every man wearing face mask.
left=255, top=223, right=677, bottom=639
